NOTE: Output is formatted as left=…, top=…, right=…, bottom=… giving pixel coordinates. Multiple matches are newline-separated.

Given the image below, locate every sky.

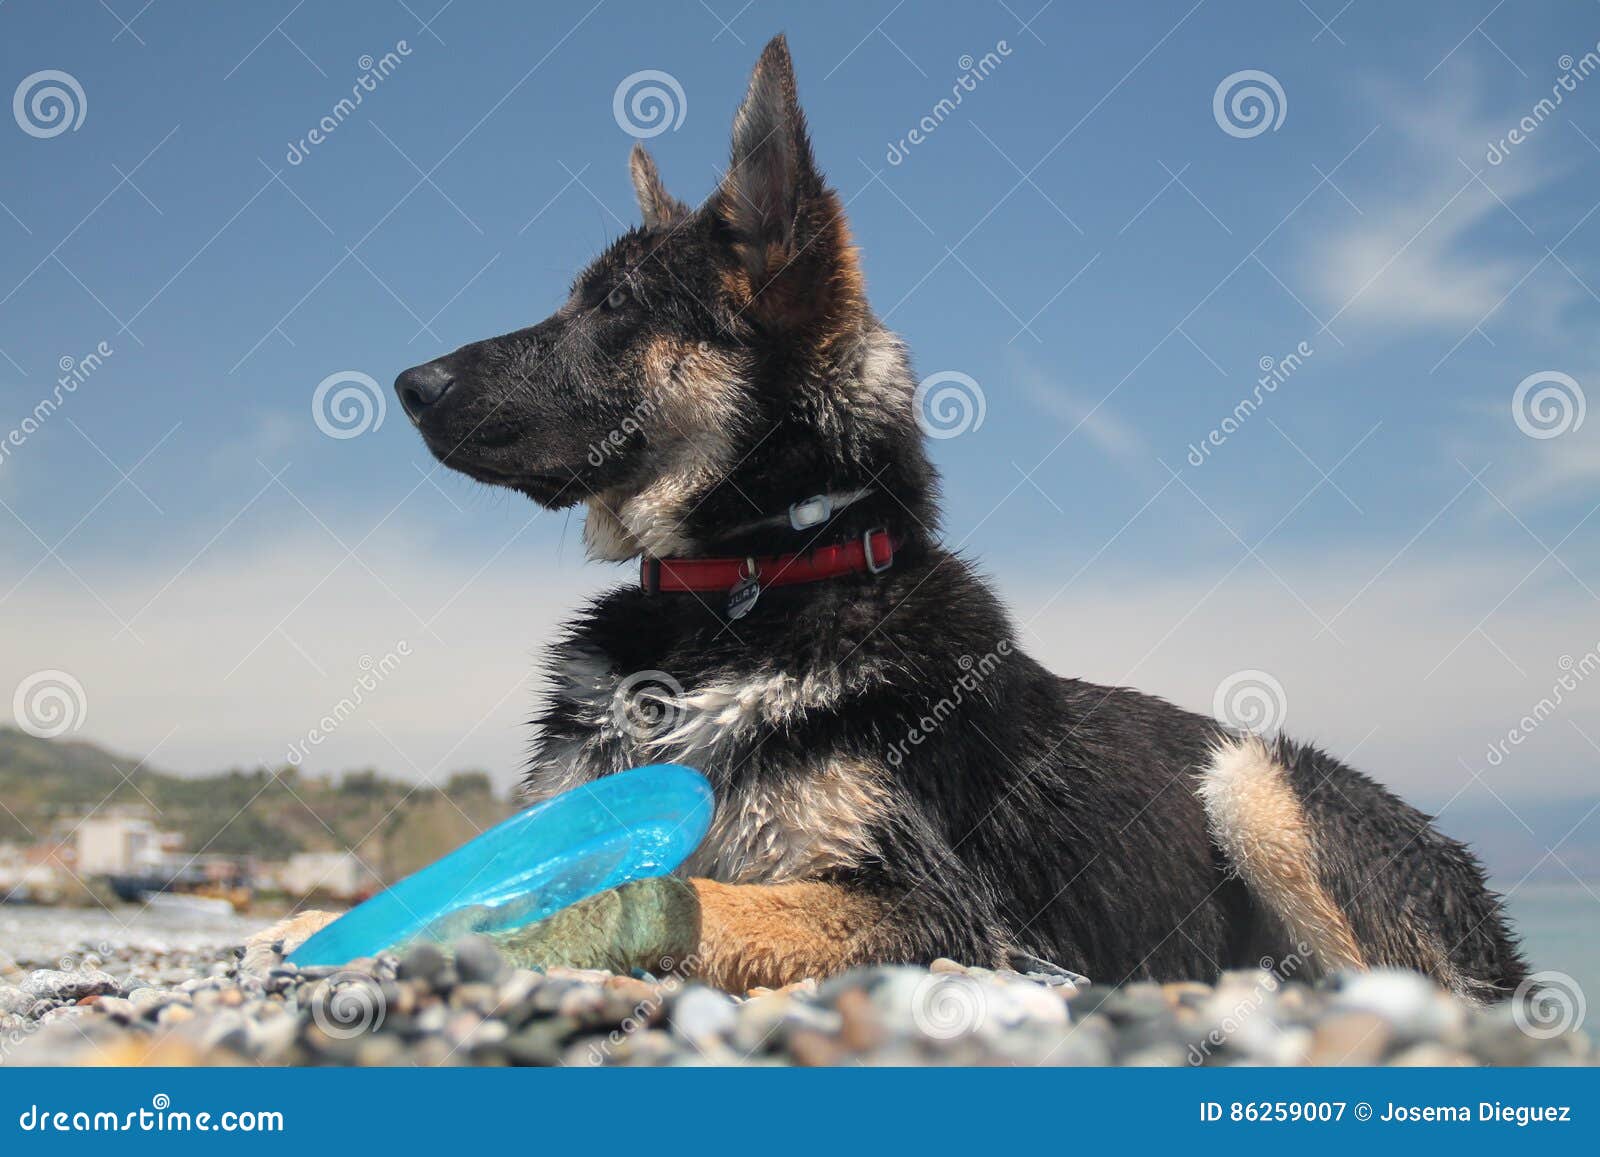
left=1, top=1, right=1598, bottom=828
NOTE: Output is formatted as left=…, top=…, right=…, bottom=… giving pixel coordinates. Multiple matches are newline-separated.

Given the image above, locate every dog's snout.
left=395, top=361, right=455, bottom=419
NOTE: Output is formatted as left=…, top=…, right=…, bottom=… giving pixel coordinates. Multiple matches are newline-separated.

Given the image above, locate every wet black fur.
left=396, top=36, right=1528, bottom=992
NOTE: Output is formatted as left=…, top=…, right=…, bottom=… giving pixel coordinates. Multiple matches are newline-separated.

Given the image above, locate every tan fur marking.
left=642, top=336, right=741, bottom=409
left=1198, top=735, right=1367, bottom=973
left=581, top=339, right=747, bottom=561
left=719, top=264, right=752, bottom=306
left=689, top=878, right=889, bottom=990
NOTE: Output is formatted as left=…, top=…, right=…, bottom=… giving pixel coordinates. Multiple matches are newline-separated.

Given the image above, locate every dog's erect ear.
left=715, top=34, right=861, bottom=325
left=629, top=143, right=689, bottom=228
left=721, top=34, right=815, bottom=258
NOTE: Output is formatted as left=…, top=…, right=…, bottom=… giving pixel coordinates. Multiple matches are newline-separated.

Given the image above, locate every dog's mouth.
left=396, top=363, right=592, bottom=509
left=516, top=471, right=582, bottom=506
left=435, top=452, right=582, bottom=507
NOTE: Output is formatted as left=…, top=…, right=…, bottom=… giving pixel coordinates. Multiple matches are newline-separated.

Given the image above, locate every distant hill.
left=1427, top=793, right=1600, bottom=887
left=4, top=726, right=1592, bottom=891
left=0, top=727, right=515, bottom=881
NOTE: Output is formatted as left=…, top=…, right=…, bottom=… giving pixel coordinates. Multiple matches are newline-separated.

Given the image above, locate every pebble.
left=93, top=997, right=139, bottom=1023
left=669, top=986, right=738, bottom=1044
left=452, top=936, right=507, bottom=985
left=1, top=934, right=1592, bottom=1068
left=1306, top=1011, right=1392, bottom=1065
left=1333, top=969, right=1467, bottom=1042
left=23, top=968, right=119, bottom=1002
left=129, top=987, right=186, bottom=1013
left=396, top=942, right=449, bottom=987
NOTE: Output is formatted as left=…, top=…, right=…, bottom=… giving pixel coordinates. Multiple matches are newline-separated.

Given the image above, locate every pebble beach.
left=2, top=923, right=1592, bottom=1067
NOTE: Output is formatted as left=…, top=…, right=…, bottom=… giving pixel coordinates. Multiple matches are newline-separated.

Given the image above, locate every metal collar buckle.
left=863, top=528, right=894, bottom=574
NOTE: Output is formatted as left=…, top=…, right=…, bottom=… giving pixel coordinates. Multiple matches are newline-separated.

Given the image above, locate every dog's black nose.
left=395, top=361, right=455, bottom=418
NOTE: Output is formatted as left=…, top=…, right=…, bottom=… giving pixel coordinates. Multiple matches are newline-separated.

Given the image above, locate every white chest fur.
left=526, top=647, right=889, bottom=883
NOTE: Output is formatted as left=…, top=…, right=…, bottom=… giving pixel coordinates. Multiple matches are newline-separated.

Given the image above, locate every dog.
left=269, top=35, right=1528, bottom=999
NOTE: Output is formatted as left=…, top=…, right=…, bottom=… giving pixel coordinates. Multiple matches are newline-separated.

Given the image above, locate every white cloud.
left=1303, top=74, right=1567, bottom=331
left=1009, top=552, right=1599, bottom=800
left=0, top=525, right=607, bottom=789
left=1497, top=377, right=1600, bottom=508
left=4, top=524, right=1595, bottom=803
left=1449, top=365, right=1599, bottom=510
left=1009, top=351, right=1153, bottom=471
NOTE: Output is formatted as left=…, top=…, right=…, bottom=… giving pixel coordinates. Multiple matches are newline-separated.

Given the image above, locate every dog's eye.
left=604, top=285, right=630, bottom=311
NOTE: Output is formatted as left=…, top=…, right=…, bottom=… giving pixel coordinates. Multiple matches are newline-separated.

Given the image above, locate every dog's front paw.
left=488, top=877, right=700, bottom=976
left=241, top=909, right=341, bottom=972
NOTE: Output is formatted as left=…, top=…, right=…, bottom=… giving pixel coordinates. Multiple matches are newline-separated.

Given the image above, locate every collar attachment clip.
left=789, top=494, right=834, bottom=530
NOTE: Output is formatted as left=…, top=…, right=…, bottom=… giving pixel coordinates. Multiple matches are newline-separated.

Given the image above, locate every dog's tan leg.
left=241, top=909, right=342, bottom=972
left=687, top=878, right=896, bottom=991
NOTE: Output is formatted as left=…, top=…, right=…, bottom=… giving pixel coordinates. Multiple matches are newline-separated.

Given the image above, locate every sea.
left=1500, top=879, right=1600, bottom=1012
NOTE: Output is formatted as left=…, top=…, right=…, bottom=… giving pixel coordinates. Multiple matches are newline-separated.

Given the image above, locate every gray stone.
left=452, top=936, right=506, bottom=984
left=129, top=988, right=186, bottom=1014
left=22, top=969, right=119, bottom=1002
left=670, top=985, right=738, bottom=1044
left=504, top=1020, right=571, bottom=1066
left=1332, top=969, right=1464, bottom=1041
left=397, top=943, right=449, bottom=986
left=93, top=997, right=138, bottom=1022
left=251, top=1014, right=298, bottom=1061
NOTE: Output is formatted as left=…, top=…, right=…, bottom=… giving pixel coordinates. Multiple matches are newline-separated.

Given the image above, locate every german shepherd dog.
left=375, top=36, right=1527, bottom=997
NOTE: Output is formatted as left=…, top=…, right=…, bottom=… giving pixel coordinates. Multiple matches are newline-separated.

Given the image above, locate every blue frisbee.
left=288, top=764, right=714, bottom=967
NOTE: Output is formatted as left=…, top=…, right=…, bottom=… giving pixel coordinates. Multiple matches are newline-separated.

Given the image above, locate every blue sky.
left=2, top=1, right=1598, bottom=814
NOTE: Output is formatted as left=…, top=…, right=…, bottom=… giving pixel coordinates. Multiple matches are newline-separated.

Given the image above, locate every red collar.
left=641, top=528, right=899, bottom=615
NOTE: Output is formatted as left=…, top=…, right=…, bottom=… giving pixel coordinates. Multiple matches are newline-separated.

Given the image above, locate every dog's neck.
left=582, top=485, right=913, bottom=563
left=581, top=323, right=940, bottom=562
